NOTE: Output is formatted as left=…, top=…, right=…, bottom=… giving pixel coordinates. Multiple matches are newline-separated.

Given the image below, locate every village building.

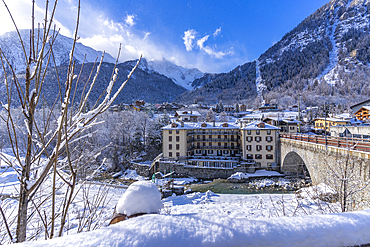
left=224, top=105, right=235, bottom=112
left=354, top=106, right=370, bottom=121
left=330, top=125, right=370, bottom=139
left=161, top=120, right=279, bottom=170
left=263, top=117, right=300, bottom=134
left=313, top=118, right=350, bottom=132
left=350, top=98, right=370, bottom=114
left=239, top=104, right=247, bottom=112
left=174, top=110, right=201, bottom=122
left=240, top=121, right=279, bottom=168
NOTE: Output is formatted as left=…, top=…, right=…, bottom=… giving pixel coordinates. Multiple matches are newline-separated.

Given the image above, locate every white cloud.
left=183, top=29, right=197, bottom=51
left=0, top=0, right=72, bottom=36
left=213, top=27, right=221, bottom=37
left=143, top=32, right=150, bottom=41
left=125, top=14, right=135, bottom=27
left=196, top=34, right=233, bottom=59
left=196, top=35, right=209, bottom=49
left=0, top=0, right=241, bottom=73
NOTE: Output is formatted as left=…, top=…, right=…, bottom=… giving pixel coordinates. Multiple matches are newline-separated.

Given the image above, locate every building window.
left=176, top=152, right=180, bottom=157
left=231, top=135, right=234, bottom=141
left=169, top=144, right=172, bottom=150
left=267, top=129, right=271, bottom=135
left=223, top=150, right=228, bottom=154
left=196, top=150, right=201, bottom=154
left=203, top=142, right=206, bottom=146
left=209, top=142, right=212, bottom=146
left=176, top=130, right=179, bottom=134
left=247, top=154, right=253, bottom=159
left=256, top=145, right=262, bottom=151
left=169, top=130, right=172, bottom=134
left=266, top=136, right=273, bottom=142
left=197, top=143, right=200, bottom=148
left=255, top=154, right=262, bottom=159
left=176, top=144, right=180, bottom=150
left=218, top=142, right=221, bottom=147
left=208, top=150, right=213, bottom=154
left=197, top=135, right=200, bottom=139
left=224, top=143, right=227, bottom=147
left=246, top=145, right=252, bottom=151
left=266, top=154, right=274, bottom=159
left=224, top=135, right=227, bottom=139
left=169, top=136, right=172, bottom=142
left=169, top=152, right=172, bottom=157
left=255, top=136, right=261, bottom=142
left=247, top=136, right=253, bottom=142
left=218, top=135, right=221, bottom=139
left=209, top=135, right=212, bottom=139
left=176, top=136, right=180, bottom=142
left=266, top=145, right=273, bottom=151
left=290, top=126, right=295, bottom=130
left=231, top=143, right=234, bottom=148
left=247, top=130, right=251, bottom=135
left=256, top=130, right=260, bottom=135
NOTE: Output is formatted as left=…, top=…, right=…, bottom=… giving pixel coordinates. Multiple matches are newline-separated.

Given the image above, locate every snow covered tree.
left=0, top=0, right=140, bottom=242
left=206, top=108, right=215, bottom=122
left=235, top=103, right=239, bottom=113
left=325, top=154, right=370, bottom=212
left=219, top=111, right=228, bottom=122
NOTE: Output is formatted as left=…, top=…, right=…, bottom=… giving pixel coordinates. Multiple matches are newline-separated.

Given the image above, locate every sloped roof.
left=242, top=121, right=279, bottom=130
left=162, top=121, right=239, bottom=130
left=355, top=106, right=370, bottom=113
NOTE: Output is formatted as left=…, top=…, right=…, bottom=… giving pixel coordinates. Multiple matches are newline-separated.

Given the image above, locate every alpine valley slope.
left=175, top=0, right=370, bottom=108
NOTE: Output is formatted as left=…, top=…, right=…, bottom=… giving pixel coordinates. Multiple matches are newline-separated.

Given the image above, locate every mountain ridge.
left=175, top=0, right=370, bottom=109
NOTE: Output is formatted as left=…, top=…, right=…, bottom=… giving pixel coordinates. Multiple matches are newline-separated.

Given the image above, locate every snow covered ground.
left=3, top=161, right=370, bottom=246
left=12, top=188, right=370, bottom=247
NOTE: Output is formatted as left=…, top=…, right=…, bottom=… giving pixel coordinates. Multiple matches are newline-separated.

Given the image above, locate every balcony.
left=189, top=145, right=241, bottom=150
left=187, top=138, right=240, bottom=143
left=187, top=131, right=240, bottom=136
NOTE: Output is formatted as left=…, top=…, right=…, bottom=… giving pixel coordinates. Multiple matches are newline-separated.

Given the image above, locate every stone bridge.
left=280, top=137, right=370, bottom=210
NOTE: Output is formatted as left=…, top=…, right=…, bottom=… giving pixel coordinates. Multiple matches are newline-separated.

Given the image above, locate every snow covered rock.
left=116, top=181, right=163, bottom=217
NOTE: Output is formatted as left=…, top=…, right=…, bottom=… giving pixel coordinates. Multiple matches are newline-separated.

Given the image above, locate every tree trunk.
left=16, top=111, right=34, bottom=242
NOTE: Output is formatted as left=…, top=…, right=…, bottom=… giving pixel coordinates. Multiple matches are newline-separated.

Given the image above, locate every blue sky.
left=1, top=0, right=329, bottom=73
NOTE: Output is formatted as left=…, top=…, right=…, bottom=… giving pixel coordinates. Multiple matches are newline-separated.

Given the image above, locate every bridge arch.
left=282, top=151, right=311, bottom=178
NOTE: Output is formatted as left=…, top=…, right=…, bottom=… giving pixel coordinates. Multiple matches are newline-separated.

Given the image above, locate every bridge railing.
left=280, top=134, right=370, bottom=153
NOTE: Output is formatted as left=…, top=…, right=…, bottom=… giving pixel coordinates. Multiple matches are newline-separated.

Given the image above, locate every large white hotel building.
left=162, top=120, right=279, bottom=170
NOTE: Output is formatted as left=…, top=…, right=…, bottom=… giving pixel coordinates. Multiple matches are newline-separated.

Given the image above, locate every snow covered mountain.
left=176, top=0, right=370, bottom=107
left=139, top=58, right=204, bottom=90
left=0, top=29, right=115, bottom=76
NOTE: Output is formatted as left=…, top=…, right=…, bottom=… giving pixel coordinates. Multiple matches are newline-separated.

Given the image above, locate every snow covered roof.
left=116, top=181, right=162, bottom=216
left=356, top=106, right=370, bottom=112
left=175, top=110, right=201, bottom=117
left=264, top=117, right=301, bottom=124
left=242, top=121, right=279, bottom=130
left=313, top=118, right=350, bottom=123
left=333, top=113, right=352, bottom=120
left=162, top=121, right=240, bottom=130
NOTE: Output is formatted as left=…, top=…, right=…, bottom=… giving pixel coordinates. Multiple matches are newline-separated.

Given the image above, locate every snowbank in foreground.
left=116, top=181, right=162, bottom=216
left=15, top=209, right=370, bottom=247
